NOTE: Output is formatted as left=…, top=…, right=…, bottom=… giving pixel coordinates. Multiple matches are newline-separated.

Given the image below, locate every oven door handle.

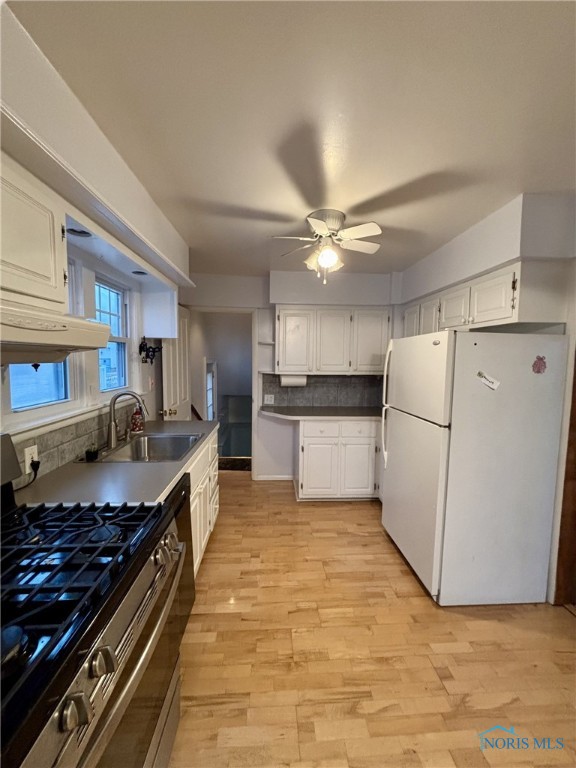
left=79, top=543, right=186, bottom=768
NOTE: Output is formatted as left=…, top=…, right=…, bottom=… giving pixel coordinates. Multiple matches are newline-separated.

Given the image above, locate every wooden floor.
left=169, top=473, right=576, bottom=768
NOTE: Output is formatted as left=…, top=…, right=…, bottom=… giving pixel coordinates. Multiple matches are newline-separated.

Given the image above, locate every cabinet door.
left=353, top=310, right=389, bottom=372
left=439, top=287, right=470, bottom=329
left=1, top=158, right=67, bottom=308
left=210, top=485, right=220, bottom=528
left=419, top=298, right=440, bottom=335
left=277, top=309, right=314, bottom=373
left=339, top=438, right=376, bottom=497
left=469, top=271, right=515, bottom=325
left=301, top=439, right=339, bottom=497
left=190, top=490, right=202, bottom=576
left=317, top=309, right=351, bottom=372
left=200, top=477, right=211, bottom=554
left=162, top=307, right=192, bottom=420
left=403, top=304, right=420, bottom=337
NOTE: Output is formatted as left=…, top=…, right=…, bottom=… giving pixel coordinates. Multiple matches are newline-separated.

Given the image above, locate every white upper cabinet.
left=353, top=309, right=390, bottom=372
left=439, top=286, right=470, bottom=329
left=276, top=308, right=315, bottom=373
left=468, top=270, right=515, bottom=325
left=276, top=305, right=390, bottom=374
left=419, top=297, right=440, bottom=335
left=401, top=260, right=569, bottom=338
left=403, top=304, right=420, bottom=337
left=1, top=155, right=68, bottom=310
left=317, top=309, right=352, bottom=372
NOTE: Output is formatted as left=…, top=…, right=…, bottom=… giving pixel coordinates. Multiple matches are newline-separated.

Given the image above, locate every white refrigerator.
left=381, top=330, right=567, bottom=606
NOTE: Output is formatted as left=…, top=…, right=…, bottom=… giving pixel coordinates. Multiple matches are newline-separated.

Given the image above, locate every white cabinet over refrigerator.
left=381, top=330, right=567, bottom=606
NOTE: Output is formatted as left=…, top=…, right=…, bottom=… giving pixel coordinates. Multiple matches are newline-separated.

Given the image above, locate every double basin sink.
left=99, top=434, right=201, bottom=463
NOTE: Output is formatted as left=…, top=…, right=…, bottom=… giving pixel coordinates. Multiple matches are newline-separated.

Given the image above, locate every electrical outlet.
left=24, top=445, right=39, bottom=470
left=264, top=394, right=274, bottom=405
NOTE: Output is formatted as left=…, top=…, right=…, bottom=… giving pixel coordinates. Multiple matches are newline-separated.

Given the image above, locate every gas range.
left=1, top=497, right=173, bottom=768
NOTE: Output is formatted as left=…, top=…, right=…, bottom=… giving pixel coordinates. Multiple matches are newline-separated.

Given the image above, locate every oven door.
left=79, top=542, right=185, bottom=768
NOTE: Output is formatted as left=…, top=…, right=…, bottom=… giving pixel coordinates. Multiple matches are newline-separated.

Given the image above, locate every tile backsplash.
left=12, top=403, right=133, bottom=489
left=262, top=374, right=382, bottom=407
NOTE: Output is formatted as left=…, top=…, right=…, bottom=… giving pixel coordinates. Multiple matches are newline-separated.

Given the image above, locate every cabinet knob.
left=159, top=409, right=167, bottom=417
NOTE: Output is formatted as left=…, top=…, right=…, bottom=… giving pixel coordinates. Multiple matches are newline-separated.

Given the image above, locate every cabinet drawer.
left=303, top=421, right=339, bottom=437
left=341, top=421, right=377, bottom=438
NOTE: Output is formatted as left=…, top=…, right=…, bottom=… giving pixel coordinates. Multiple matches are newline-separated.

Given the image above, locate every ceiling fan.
left=273, top=209, right=382, bottom=283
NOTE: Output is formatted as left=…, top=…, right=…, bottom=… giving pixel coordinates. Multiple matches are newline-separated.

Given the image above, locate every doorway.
left=203, top=312, right=252, bottom=470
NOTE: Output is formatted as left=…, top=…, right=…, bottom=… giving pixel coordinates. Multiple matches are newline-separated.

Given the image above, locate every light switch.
left=264, top=394, right=274, bottom=405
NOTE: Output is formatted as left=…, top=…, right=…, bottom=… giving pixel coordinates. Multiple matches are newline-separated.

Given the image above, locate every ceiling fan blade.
left=340, top=239, right=380, bottom=255
left=277, top=122, right=326, bottom=209
left=271, top=236, right=317, bottom=241
left=338, top=222, right=382, bottom=240
left=349, top=171, right=471, bottom=216
left=307, top=216, right=330, bottom=236
left=277, top=243, right=316, bottom=258
left=187, top=197, right=296, bottom=223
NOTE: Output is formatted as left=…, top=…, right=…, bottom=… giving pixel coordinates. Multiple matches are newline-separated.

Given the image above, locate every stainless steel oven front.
left=17, top=474, right=195, bottom=768
left=83, top=474, right=194, bottom=768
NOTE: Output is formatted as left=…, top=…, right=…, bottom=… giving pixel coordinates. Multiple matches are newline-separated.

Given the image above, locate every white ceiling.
left=8, top=1, right=576, bottom=277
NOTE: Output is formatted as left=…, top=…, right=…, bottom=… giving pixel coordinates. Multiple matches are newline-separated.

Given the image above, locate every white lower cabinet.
left=301, top=439, right=340, bottom=497
left=298, top=420, right=379, bottom=499
left=189, top=430, right=219, bottom=576
left=339, top=438, right=375, bottom=497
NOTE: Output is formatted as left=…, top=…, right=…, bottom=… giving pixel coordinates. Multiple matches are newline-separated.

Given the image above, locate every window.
left=9, top=362, right=69, bottom=410
left=95, top=281, right=128, bottom=391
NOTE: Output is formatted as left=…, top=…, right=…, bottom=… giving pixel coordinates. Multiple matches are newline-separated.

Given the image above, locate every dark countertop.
left=16, top=420, right=218, bottom=506
left=260, top=406, right=381, bottom=420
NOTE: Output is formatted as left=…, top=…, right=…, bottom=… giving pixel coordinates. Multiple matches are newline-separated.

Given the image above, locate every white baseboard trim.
left=253, top=474, right=293, bottom=481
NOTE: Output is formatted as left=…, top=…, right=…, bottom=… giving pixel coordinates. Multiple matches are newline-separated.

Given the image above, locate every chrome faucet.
left=107, top=391, right=148, bottom=449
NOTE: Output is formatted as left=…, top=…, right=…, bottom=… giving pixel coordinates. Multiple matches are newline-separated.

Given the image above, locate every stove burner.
left=1, top=509, right=45, bottom=545
left=88, top=524, right=123, bottom=544
left=1, top=626, right=31, bottom=680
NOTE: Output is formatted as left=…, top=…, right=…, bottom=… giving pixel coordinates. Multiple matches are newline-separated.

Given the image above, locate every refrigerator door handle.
left=382, top=405, right=389, bottom=469
left=383, top=340, right=393, bottom=405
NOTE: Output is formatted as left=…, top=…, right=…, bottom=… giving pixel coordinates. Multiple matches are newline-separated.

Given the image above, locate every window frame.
left=95, top=277, right=130, bottom=393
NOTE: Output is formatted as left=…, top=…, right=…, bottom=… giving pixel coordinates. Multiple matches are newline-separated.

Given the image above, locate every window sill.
left=4, top=393, right=148, bottom=441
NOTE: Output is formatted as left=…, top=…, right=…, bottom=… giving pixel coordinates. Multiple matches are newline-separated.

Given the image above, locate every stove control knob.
left=60, top=693, right=94, bottom=732
left=90, top=646, right=118, bottom=679
left=164, top=532, right=179, bottom=552
left=154, top=545, right=170, bottom=567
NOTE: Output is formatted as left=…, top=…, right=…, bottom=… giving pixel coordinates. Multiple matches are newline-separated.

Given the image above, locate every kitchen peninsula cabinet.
left=1, top=153, right=68, bottom=311
left=276, top=305, right=389, bottom=375
left=297, top=419, right=379, bottom=500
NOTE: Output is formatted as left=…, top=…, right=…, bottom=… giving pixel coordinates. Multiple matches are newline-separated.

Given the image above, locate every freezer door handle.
left=382, top=405, right=389, bottom=469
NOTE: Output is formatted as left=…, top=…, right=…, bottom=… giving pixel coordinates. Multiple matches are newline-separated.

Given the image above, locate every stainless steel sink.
left=101, top=434, right=201, bottom=463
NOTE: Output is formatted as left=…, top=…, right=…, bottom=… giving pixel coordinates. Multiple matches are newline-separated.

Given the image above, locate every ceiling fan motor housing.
left=309, top=209, right=345, bottom=233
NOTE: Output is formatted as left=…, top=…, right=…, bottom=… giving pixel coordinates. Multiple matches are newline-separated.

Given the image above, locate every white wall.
left=183, top=274, right=269, bottom=308
left=401, top=193, right=576, bottom=305
left=401, top=197, right=524, bottom=304
left=1, top=8, right=190, bottom=283
left=270, top=271, right=393, bottom=305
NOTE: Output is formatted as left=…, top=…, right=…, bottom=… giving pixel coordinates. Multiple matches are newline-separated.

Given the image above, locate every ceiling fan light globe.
left=317, top=246, right=338, bottom=268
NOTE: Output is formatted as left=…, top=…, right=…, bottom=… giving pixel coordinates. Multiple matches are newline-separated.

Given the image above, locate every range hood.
left=0, top=304, right=110, bottom=364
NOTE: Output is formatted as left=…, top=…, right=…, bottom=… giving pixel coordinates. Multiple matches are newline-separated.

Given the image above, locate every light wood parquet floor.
left=169, top=472, right=576, bottom=768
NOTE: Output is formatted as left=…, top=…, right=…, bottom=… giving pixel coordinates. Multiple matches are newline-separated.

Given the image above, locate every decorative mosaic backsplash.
left=12, top=403, right=133, bottom=489
left=262, top=374, right=382, bottom=408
